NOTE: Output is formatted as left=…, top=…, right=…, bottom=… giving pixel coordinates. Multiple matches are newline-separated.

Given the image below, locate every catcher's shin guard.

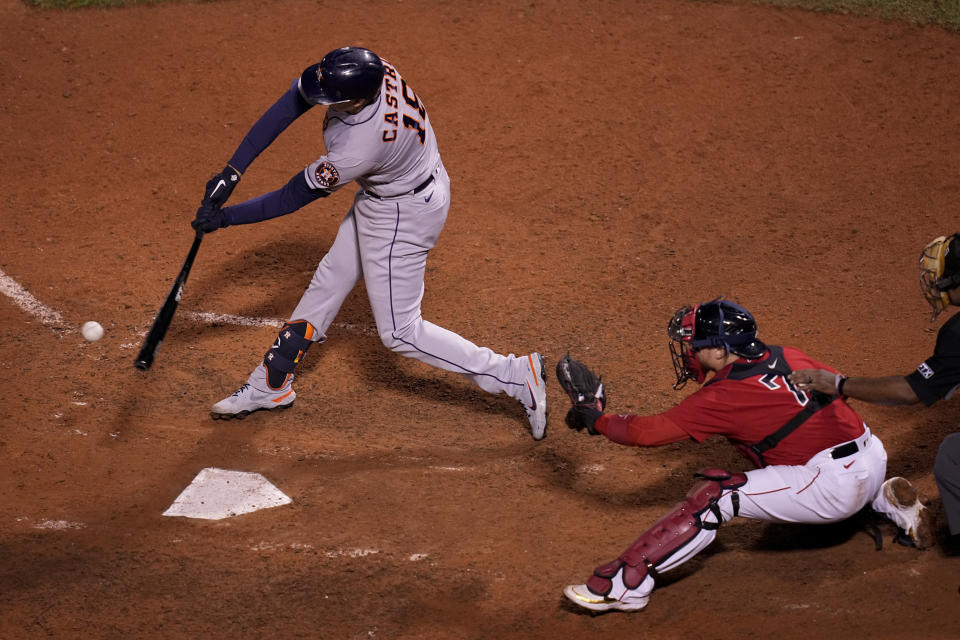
left=264, top=319, right=317, bottom=390
left=586, top=468, right=747, bottom=596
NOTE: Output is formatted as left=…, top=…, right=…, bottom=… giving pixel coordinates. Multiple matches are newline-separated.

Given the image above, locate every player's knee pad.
left=263, top=319, right=317, bottom=389
left=586, top=467, right=747, bottom=596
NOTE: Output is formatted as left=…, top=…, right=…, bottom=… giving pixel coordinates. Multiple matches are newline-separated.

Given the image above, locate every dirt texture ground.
left=1, top=0, right=958, bottom=638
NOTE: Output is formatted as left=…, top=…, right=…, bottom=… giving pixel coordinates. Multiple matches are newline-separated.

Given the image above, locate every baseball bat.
left=134, top=230, right=204, bottom=370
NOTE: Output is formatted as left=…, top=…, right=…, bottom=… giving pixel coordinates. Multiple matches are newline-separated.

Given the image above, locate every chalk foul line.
left=0, top=269, right=376, bottom=336
left=0, top=266, right=66, bottom=327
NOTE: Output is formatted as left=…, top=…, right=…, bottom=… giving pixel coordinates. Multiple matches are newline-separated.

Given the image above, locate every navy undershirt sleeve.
left=227, top=79, right=313, bottom=173
left=223, top=171, right=329, bottom=225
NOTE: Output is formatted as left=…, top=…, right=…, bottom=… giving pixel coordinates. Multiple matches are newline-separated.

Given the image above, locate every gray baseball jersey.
left=304, top=61, right=440, bottom=197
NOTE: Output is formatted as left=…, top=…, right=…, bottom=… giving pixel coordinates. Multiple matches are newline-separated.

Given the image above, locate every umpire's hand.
left=789, top=368, right=840, bottom=396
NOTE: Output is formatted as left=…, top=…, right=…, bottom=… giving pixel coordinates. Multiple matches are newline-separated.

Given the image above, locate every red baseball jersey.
left=600, top=346, right=866, bottom=467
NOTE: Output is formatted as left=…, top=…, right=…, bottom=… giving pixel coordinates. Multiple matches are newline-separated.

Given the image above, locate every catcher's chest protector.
left=709, top=346, right=835, bottom=467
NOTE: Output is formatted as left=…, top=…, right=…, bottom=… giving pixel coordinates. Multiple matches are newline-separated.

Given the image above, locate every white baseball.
left=81, top=321, right=104, bottom=342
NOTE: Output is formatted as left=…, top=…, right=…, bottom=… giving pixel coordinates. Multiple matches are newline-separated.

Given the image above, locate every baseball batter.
left=191, top=47, right=547, bottom=439
left=556, top=298, right=925, bottom=612
left=792, top=232, right=960, bottom=547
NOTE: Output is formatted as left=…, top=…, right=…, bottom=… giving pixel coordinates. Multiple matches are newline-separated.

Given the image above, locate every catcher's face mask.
left=919, top=234, right=960, bottom=321
left=668, top=304, right=705, bottom=390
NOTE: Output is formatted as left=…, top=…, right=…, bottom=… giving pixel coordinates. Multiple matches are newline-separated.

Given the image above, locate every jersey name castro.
left=305, top=59, right=440, bottom=197
left=381, top=62, right=426, bottom=145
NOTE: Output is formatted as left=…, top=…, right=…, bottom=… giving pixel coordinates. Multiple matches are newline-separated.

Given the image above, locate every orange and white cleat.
left=521, top=353, right=548, bottom=440
left=210, top=382, right=296, bottom=420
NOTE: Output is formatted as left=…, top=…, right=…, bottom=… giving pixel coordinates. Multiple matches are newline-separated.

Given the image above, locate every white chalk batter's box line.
left=186, top=311, right=379, bottom=336
left=0, top=267, right=376, bottom=337
left=14, top=518, right=430, bottom=561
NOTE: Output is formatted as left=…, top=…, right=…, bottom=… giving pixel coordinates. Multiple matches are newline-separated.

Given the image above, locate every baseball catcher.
left=558, top=297, right=929, bottom=613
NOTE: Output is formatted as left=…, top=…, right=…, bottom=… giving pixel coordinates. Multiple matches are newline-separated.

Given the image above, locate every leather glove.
left=556, top=353, right=607, bottom=435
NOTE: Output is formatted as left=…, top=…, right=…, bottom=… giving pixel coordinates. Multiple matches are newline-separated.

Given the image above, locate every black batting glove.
left=201, top=164, right=241, bottom=207
left=191, top=204, right=230, bottom=233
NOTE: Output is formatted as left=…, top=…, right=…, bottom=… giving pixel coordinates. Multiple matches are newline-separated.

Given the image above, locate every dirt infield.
left=1, top=0, right=958, bottom=637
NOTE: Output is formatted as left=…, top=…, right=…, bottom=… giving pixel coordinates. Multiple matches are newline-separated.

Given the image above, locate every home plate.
left=163, top=468, right=292, bottom=520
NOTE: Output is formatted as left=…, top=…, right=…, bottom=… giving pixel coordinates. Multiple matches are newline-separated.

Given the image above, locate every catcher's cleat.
left=563, top=584, right=649, bottom=613
left=522, top=353, right=547, bottom=440
left=881, top=477, right=935, bottom=549
left=210, top=383, right=296, bottom=420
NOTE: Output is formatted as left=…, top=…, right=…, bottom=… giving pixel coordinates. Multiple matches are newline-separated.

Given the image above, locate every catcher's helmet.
left=919, top=233, right=960, bottom=320
left=298, top=47, right=384, bottom=106
left=667, top=298, right=767, bottom=389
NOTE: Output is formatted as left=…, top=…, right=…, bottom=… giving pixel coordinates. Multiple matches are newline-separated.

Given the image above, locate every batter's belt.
left=363, top=173, right=434, bottom=200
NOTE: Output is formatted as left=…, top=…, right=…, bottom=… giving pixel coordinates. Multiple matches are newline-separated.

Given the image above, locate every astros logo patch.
left=314, top=161, right=340, bottom=188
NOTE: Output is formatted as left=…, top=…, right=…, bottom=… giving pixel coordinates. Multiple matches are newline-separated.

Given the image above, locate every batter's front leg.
left=288, top=206, right=364, bottom=336
left=254, top=205, right=365, bottom=388
left=209, top=207, right=364, bottom=419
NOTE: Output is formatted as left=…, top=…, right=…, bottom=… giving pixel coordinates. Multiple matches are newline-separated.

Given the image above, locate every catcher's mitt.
left=555, top=353, right=607, bottom=435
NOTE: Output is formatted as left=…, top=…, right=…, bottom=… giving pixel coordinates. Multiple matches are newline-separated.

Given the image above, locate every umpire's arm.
left=789, top=369, right=920, bottom=406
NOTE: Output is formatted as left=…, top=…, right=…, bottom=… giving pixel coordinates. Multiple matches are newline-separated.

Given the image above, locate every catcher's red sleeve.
left=595, top=413, right=690, bottom=447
